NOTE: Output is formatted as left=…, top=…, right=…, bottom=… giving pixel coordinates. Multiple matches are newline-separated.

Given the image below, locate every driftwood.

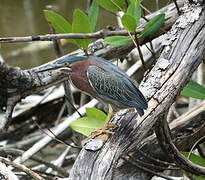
left=0, top=1, right=205, bottom=179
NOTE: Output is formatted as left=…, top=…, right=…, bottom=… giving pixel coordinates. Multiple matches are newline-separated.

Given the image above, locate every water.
left=0, top=0, right=168, bottom=69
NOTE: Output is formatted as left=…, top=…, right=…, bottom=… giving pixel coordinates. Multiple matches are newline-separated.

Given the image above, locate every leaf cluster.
left=44, top=0, right=99, bottom=50
left=44, top=0, right=165, bottom=49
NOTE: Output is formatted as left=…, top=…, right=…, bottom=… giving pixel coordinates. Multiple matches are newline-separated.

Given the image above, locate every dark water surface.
left=0, top=0, right=168, bottom=69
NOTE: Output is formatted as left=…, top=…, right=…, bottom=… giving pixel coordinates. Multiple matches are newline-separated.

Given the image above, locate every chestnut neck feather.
left=69, top=59, right=96, bottom=97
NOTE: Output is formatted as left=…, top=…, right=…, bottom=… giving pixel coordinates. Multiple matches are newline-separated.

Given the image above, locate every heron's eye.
left=64, top=62, right=70, bottom=66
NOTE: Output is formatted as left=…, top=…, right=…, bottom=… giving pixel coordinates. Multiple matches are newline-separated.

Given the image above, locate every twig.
left=0, top=157, right=45, bottom=180
left=0, top=148, right=69, bottom=177
left=48, top=24, right=63, bottom=57
left=128, top=35, right=164, bottom=76
left=134, top=34, right=146, bottom=70
left=63, top=96, right=82, bottom=117
left=32, top=118, right=80, bottom=149
left=140, top=4, right=152, bottom=14
left=0, top=30, right=139, bottom=43
left=144, top=42, right=157, bottom=62
left=149, top=41, right=157, bottom=61
left=188, top=136, right=205, bottom=159
left=172, top=0, right=181, bottom=15
left=126, top=31, right=146, bottom=70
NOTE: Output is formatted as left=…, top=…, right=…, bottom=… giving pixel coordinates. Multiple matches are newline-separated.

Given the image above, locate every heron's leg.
left=104, top=104, right=117, bottom=128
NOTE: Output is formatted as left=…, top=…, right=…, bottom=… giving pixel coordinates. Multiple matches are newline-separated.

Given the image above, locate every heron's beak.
left=36, top=63, right=71, bottom=73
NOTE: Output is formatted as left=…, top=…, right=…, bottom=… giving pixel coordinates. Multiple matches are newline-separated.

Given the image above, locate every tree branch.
left=0, top=157, right=45, bottom=180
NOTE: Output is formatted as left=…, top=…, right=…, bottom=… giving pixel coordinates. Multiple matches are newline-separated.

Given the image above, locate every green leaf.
left=70, top=108, right=106, bottom=136
left=181, top=80, right=205, bottom=99
left=104, top=36, right=131, bottom=46
left=88, top=0, right=99, bottom=31
left=96, top=0, right=126, bottom=13
left=128, top=0, right=142, bottom=3
left=127, top=1, right=141, bottom=26
left=86, top=108, right=107, bottom=121
left=72, top=9, right=92, bottom=50
left=44, top=10, right=72, bottom=33
left=181, top=152, right=205, bottom=167
left=122, top=14, right=136, bottom=32
left=111, top=0, right=127, bottom=11
left=43, top=10, right=76, bottom=44
left=195, top=176, right=205, bottom=180
left=70, top=117, right=105, bottom=136
left=140, top=13, right=165, bottom=38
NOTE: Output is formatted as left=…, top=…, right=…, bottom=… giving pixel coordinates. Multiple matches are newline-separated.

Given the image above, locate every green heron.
left=37, top=56, right=148, bottom=116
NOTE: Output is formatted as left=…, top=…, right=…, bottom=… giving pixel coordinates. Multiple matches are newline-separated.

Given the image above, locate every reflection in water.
left=0, top=0, right=167, bottom=69
left=0, top=0, right=87, bottom=68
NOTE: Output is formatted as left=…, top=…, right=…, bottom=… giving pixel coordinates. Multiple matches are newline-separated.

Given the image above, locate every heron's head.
left=36, top=56, right=88, bottom=73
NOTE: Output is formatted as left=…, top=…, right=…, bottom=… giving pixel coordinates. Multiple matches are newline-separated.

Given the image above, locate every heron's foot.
left=90, top=105, right=117, bottom=139
left=91, top=129, right=114, bottom=138
left=90, top=123, right=118, bottom=139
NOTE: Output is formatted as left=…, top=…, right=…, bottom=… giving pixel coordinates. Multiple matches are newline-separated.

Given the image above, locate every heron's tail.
left=137, top=108, right=144, bottom=117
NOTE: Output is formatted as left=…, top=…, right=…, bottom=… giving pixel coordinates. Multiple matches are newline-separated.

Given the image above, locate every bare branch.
left=0, top=148, right=69, bottom=177
left=0, top=157, right=45, bottom=180
left=0, top=30, right=136, bottom=43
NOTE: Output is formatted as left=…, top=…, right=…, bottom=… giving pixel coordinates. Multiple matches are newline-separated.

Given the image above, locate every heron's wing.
left=87, top=66, right=147, bottom=110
